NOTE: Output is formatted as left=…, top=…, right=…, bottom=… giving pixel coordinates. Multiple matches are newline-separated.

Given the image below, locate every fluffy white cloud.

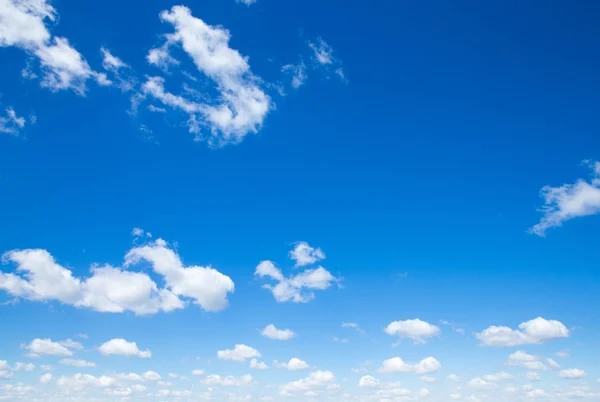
left=529, top=161, right=600, bottom=236
left=260, top=324, right=296, bottom=340
left=192, top=369, right=205, bottom=376
left=378, top=357, right=441, bottom=375
left=281, top=370, right=335, bottom=395
left=98, top=338, right=151, bottom=358
left=482, top=372, right=513, bottom=382
left=255, top=260, right=338, bottom=303
left=12, top=362, right=35, bottom=371
left=39, top=373, right=53, bottom=384
left=59, top=359, right=96, bottom=368
left=144, top=5, right=271, bottom=146
left=125, top=238, right=235, bottom=312
left=559, top=369, right=586, bottom=379
left=358, top=375, right=379, bottom=388
left=217, top=344, right=260, bottom=362
left=201, top=374, right=252, bottom=387
left=57, top=373, right=117, bottom=388
left=384, top=319, right=441, bottom=344
left=249, top=359, right=268, bottom=370
left=526, top=372, right=541, bottom=381
left=475, top=317, right=569, bottom=346
left=468, top=377, right=497, bottom=390
left=23, top=338, right=73, bottom=357
left=420, top=375, right=436, bottom=383
left=507, top=351, right=549, bottom=371
left=142, top=371, right=161, bottom=381
left=0, top=0, right=102, bottom=93
left=274, top=358, right=309, bottom=371
left=0, top=107, right=26, bottom=135
left=289, top=242, right=325, bottom=267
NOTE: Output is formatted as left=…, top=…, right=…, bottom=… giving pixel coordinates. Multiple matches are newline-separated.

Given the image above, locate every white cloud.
left=39, top=373, right=53, bottom=384
left=260, top=324, right=296, bottom=340
left=467, top=377, right=497, bottom=390
left=98, top=338, right=151, bottom=358
left=192, top=369, right=205, bottom=376
left=526, top=372, right=541, bottom=381
left=60, top=359, right=96, bottom=368
left=0, top=107, right=26, bottom=135
left=289, top=242, right=325, bottom=267
left=358, top=375, right=379, bottom=388
left=559, top=369, right=586, bottom=379
left=255, top=260, right=338, bottom=303
left=12, top=362, right=35, bottom=371
left=23, top=338, right=73, bottom=357
left=556, top=350, right=570, bottom=358
left=420, top=375, right=436, bottom=383
left=236, top=0, right=257, bottom=5
left=281, top=370, right=335, bottom=395
left=249, top=359, right=268, bottom=370
left=217, top=344, right=260, bottom=362
left=144, top=5, right=271, bottom=146
left=101, top=47, right=127, bottom=71
left=475, top=317, right=569, bottom=346
left=0, top=0, right=101, bottom=94
left=482, top=372, right=513, bottom=382
left=201, top=374, right=252, bottom=387
left=58, top=339, right=83, bottom=350
left=546, top=358, right=561, bottom=369
left=282, top=62, right=307, bottom=89
left=530, top=161, right=600, bottom=236
left=507, top=351, right=549, bottom=371
left=378, top=357, right=441, bottom=375
left=447, top=374, right=460, bottom=382
left=384, top=319, right=441, bottom=344
left=142, top=371, right=161, bottom=381
left=57, top=373, right=117, bottom=388
left=124, top=238, right=235, bottom=312
left=342, top=322, right=366, bottom=335
left=273, top=358, right=309, bottom=371
left=308, top=38, right=335, bottom=65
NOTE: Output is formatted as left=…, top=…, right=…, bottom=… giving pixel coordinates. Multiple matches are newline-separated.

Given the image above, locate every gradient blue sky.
left=1, top=0, right=600, bottom=401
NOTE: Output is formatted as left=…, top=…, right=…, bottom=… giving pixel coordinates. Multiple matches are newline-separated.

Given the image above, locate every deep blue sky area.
left=0, top=0, right=599, bottom=400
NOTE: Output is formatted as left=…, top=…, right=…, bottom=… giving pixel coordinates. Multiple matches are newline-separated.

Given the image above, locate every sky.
left=1, top=0, right=600, bottom=401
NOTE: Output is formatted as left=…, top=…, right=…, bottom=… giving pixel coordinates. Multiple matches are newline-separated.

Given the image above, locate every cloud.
left=260, top=324, right=296, bottom=340
left=201, top=374, right=253, bottom=387
left=273, top=358, right=309, bottom=371
left=475, top=317, right=569, bottom=346
left=249, top=359, right=268, bottom=370
left=378, top=357, right=441, bottom=375
left=39, top=373, right=53, bottom=384
left=467, top=377, right=497, bottom=390
left=236, top=0, right=257, bottom=5
left=0, top=0, right=102, bottom=94
left=255, top=260, right=338, bottom=303
left=447, top=374, right=460, bottom=382
left=59, top=359, right=96, bottom=368
left=289, top=242, right=325, bottom=267
left=529, top=161, right=600, bottom=236
left=384, top=319, right=441, bottom=344
left=482, top=372, right=513, bottom=382
left=22, top=339, right=73, bottom=357
left=559, top=369, right=586, bottom=379
left=282, top=62, right=307, bottom=89
left=217, top=344, right=260, bottom=362
left=0, top=107, right=26, bottom=135
left=144, top=5, right=271, bottom=146
left=526, top=372, right=541, bottom=381
left=358, top=375, right=379, bottom=388
left=98, top=338, right=151, bottom=358
left=307, top=37, right=345, bottom=82
left=12, top=362, right=35, bottom=371
left=191, top=369, right=205, bottom=376
left=507, top=351, right=549, bottom=371
left=280, top=370, right=335, bottom=395
left=57, top=374, right=118, bottom=388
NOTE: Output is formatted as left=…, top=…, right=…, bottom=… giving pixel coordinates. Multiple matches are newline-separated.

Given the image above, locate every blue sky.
left=1, top=0, right=600, bottom=401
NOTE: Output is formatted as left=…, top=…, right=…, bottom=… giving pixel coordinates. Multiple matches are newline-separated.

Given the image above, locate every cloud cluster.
left=260, top=324, right=296, bottom=340
left=378, top=357, right=442, bottom=375
left=98, top=339, right=151, bottom=358
left=530, top=161, right=600, bottom=236
left=475, top=317, right=569, bottom=346
left=143, top=5, right=271, bottom=146
left=384, top=319, right=441, bottom=344
left=0, top=235, right=234, bottom=315
left=217, top=344, right=260, bottom=362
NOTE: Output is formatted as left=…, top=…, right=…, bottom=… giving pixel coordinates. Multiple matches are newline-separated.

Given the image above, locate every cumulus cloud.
left=384, top=319, right=441, bottom=344
left=559, top=369, right=586, bottom=379
left=39, top=373, right=53, bottom=384
left=22, top=338, right=73, bottom=357
left=529, top=161, right=600, bottom=236
left=98, top=338, right=151, bottom=358
left=260, top=324, right=296, bottom=340
left=378, top=357, right=441, bottom=375
left=0, top=236, right=234, bottom=315
left=249, top=359, right=268, bottom=370
left=289, top=242, right=325, bottom=267
left=144, top=5, right=271, bottom=146
left=358, top=375, right=379, bottom=388
left=507, top=351, right=549, bottom=371
left=57, top=373, right=117, bottom=388
left=0, top=107, right=26, bottom=135
left=468, top=377, right=497, bottom=390
left=482, top=372, right=513, bottom=382
left=201, top=374, right=252, bottom=387
left=254, top=260, right=338, bottom=303
left=475, top=317, right=569, bottom=347
left=59, top=359, right=96, bottom=368
left=0, top=0, right=104, bottom=94
left=280, top=370, right=335, bottom=395
left=217, top=344, right=260, bottom=362
left=273, top=358, right=309, bottom=371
